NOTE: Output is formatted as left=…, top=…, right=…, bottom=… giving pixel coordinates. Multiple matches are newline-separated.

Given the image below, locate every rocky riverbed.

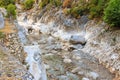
left=0, top=6, right=120, bottom=80
left=14, top=12, right=116, bottom=80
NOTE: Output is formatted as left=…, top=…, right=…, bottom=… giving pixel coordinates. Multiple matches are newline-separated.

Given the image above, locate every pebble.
left=63, top=58, right=72, bottom=63
left=71, top=67, right=80, bottom=73
left=82, top=77, right=89, bottom=80
left=44, top=64, right=50, bottom=70
left=87, top=72, right=99, bottom=80
left=78, top=71, right=84, bottom=75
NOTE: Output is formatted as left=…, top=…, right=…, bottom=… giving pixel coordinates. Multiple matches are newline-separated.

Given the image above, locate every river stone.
left=82, top=77, right=90, bottom=80
left=0, top=12, right=4, bottom=29
left=69, top=35, right=86, bottom=44
left=63, top=58, right=72, bottom=63
left=87, top=72, right=99, bottom=80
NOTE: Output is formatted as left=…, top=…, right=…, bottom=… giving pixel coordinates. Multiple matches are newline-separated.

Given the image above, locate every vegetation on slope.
left=0, top=0, right=120, bottom=27
left=104, top=0, right=120, bottom=27
left=39, top=0, right=120, bottom=27
left=0, top=0, right=16, bottom=19
left=23, top=0, right=34, bottom=10
left=7, top=4, right=16, bottom=19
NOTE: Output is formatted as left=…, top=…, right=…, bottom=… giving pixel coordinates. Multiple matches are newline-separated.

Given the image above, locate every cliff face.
left=16, top=5, right=120, bottom=79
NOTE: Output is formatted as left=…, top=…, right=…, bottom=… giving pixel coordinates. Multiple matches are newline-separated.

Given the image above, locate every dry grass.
left=0, top=20, right=17, bottom=34
left=0, top=75, right=22, bottom=80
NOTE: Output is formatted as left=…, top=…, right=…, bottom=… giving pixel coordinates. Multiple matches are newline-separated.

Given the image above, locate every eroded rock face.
left=83, top=21, right=120, bottom=76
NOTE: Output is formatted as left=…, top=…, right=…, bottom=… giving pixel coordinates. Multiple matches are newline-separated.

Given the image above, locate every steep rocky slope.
left=15, top=5, right=120, bottom=79
left=0, top=1, right=120, bottom=79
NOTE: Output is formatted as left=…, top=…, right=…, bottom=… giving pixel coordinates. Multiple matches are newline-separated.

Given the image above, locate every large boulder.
left=0, top=12, right=4, bottom=29
left=69, top=35, right=86, bottom=44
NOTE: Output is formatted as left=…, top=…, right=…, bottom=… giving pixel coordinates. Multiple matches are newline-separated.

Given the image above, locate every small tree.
left=104, top=0, right=120, bottom=27
left=7, top=4, right=16, bottom=19
left=24, top=0, right=34, bottom=10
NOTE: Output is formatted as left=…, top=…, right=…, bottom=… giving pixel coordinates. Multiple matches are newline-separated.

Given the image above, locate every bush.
left=7, top=4, right=16, bottom=19
left=88, top=0, right=108, bottom=19
left=64, top=0, right=87, bottom=18
left=0, top=0, right=15, bottom=8
left=39, top=0, right=49, bottom=9
left=24, top=0, right=34, bottom=10
left=70, top=7, right=83, bottom=18
left=0, top=32, right=5, bottom=39
left=104, top=0, right=120, bottom=27
left=50, top=0, right=62, bottom=7
left=39, top=0, right=62, bottom=9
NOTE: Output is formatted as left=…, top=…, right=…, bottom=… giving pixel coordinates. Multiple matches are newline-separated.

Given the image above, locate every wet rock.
left=33, top=52, right=41, bottom=61
left=0, top=12, right=4, bottom=29
left=69, top=35, right=86, bottom=44
left=22, top=72, right=34, bottom=80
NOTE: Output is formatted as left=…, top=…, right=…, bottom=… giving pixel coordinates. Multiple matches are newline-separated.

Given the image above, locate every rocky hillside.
left=0, top=0, right=120, bottom=80
left=16, top=1, right=120, bottom=79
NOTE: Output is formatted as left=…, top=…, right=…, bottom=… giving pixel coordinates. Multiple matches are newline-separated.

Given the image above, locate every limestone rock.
left=82, top=77, right=89, bottom=80
left=69, top=35, right=86, bottom=44
left=63, top=58, right=72, bottom=63
left=87, top=72, right=99, bottom=80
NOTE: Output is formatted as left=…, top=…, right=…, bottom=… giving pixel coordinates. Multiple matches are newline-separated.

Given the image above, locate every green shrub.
left=7, top=4, right=16, bottom=19
left=39, top=0, right=62, bottom=9
left=39, top=0, right=49, bottom=9
left=88, top=0, right=108, bottom=19
left=0, top=32, right=5, bottom=39
left=66, top=0, right=88, bottom=18
left=50, top=0, right=62, bottom=7
left=24, top=0, right=34, bottom=10
left=70, top=7, right=83, bottom=18
left=0, top=0, right=15, bottom=8
left=104, top=0, right=120, bottom=27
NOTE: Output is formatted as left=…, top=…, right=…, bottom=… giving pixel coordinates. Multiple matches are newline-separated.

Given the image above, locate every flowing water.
left=15, top=21, right=47, bottom=80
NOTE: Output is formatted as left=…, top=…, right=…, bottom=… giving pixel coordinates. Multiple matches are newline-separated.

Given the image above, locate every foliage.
left=7, top=4, right=16, bottom=19
left=70, top=7, right=83, bottom=18
left=24, top=0, right=34, bottom=10
left=39, top=0, right=62, bottom=9
left=0, top=32, right=5, bottom=39
left=63, top=0, right=88, bottom=18
left=104, top=0, right=120, bottom=27
left=39, top=0, right=49, bottom=9
left=88, top=0, right=109, bottom=19
left=0, top=0, right=15, bottom=8
left=50, top=0, right=62, bottom=7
